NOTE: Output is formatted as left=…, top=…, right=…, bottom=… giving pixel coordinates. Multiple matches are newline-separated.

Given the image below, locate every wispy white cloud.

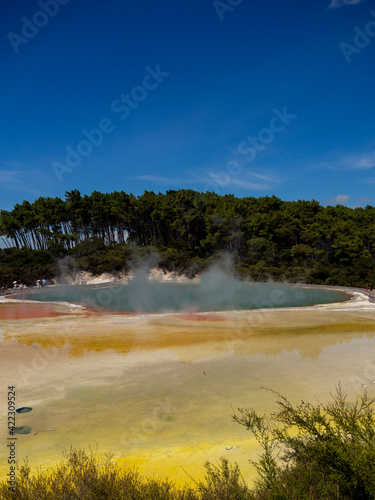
left=132, top=168, right=284, bottom=193
left=360, top=177, right=375, bottom=185
left=323, top=194, right=350, bottom=205
left=312, top=151, right=375, bottom=172
left=132, top=174, right=202, bottom=185
left=229, top=178, right=271, bottom=190
left=246, top=170, right=279, bottom=183
left=357, top=196, right=371, bottom=202
left=0, top=169, right=41, bottom=191
left=204, top=165, right=285, bottom=191
left=0, top=163, right=47, bottom=196
left=228, top=170, right=285, bottom=191
left=328, top=0, right=365, bottom=8
left=133, top=175, right=183, bottom=184
left=0, top=169, right=25, bottom=185
left=348, top=152, right=375, bottom=170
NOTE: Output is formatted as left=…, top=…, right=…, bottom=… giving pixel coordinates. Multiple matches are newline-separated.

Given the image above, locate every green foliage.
left=197, top=459, right=252, bottom=500
left=0, top=449, right=249, bottom=500
left=72, top=238, right=132, bottom=276
left=233, top=385, right=375, bottom=499
left=2, top=190, right=375, bottom=286
left=0, top=248, right=57, bottom=286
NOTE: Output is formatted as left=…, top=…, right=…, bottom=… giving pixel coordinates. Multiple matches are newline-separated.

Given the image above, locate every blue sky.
left=1, top=0, right=374, bottom=210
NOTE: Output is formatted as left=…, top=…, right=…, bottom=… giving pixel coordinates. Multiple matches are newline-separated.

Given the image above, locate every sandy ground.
left=1, top=286, right=375, bottom=486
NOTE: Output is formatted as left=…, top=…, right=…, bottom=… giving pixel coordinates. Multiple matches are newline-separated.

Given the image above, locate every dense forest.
left=1, top=189, right=375, bottom=287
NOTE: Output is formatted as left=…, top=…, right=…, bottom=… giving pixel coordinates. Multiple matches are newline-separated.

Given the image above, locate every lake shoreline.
left=0, top=281, right=365, bottom=320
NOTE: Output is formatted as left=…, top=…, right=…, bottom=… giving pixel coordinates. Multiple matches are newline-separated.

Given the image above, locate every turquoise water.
left=14, top=277, right=348, bottom=313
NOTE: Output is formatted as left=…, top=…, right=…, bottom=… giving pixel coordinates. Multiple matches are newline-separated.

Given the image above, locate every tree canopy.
left=1, top=189, right=375, bottom=286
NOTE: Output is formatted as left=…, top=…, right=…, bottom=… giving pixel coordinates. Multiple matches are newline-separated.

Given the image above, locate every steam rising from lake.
left=16, top=268, right=348, bottom=313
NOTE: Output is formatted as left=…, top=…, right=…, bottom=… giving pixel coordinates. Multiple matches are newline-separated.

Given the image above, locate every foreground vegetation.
left=0, top=450, right=251, bottom=500
left=233, top=385, right=375, bottom=499
left=1, top=189, right=375, bottom=287
left=2, top=387, right=375, bottom=499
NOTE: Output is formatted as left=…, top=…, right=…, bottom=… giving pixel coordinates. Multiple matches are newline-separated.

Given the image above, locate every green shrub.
left=0, top=449, right=249, bottom=500
left=233, top=385, right=375, bottom=499
left=197, top=459, right=252, bottom=500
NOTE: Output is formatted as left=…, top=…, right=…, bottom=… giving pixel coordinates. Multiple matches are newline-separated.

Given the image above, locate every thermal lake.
left=1, top=280, right=375, bottom=487
left=12, top=278, right=348, bottom=313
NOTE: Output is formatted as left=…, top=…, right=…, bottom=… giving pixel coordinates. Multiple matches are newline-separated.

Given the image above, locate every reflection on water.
left=1, top=304, right=375, bottom=485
